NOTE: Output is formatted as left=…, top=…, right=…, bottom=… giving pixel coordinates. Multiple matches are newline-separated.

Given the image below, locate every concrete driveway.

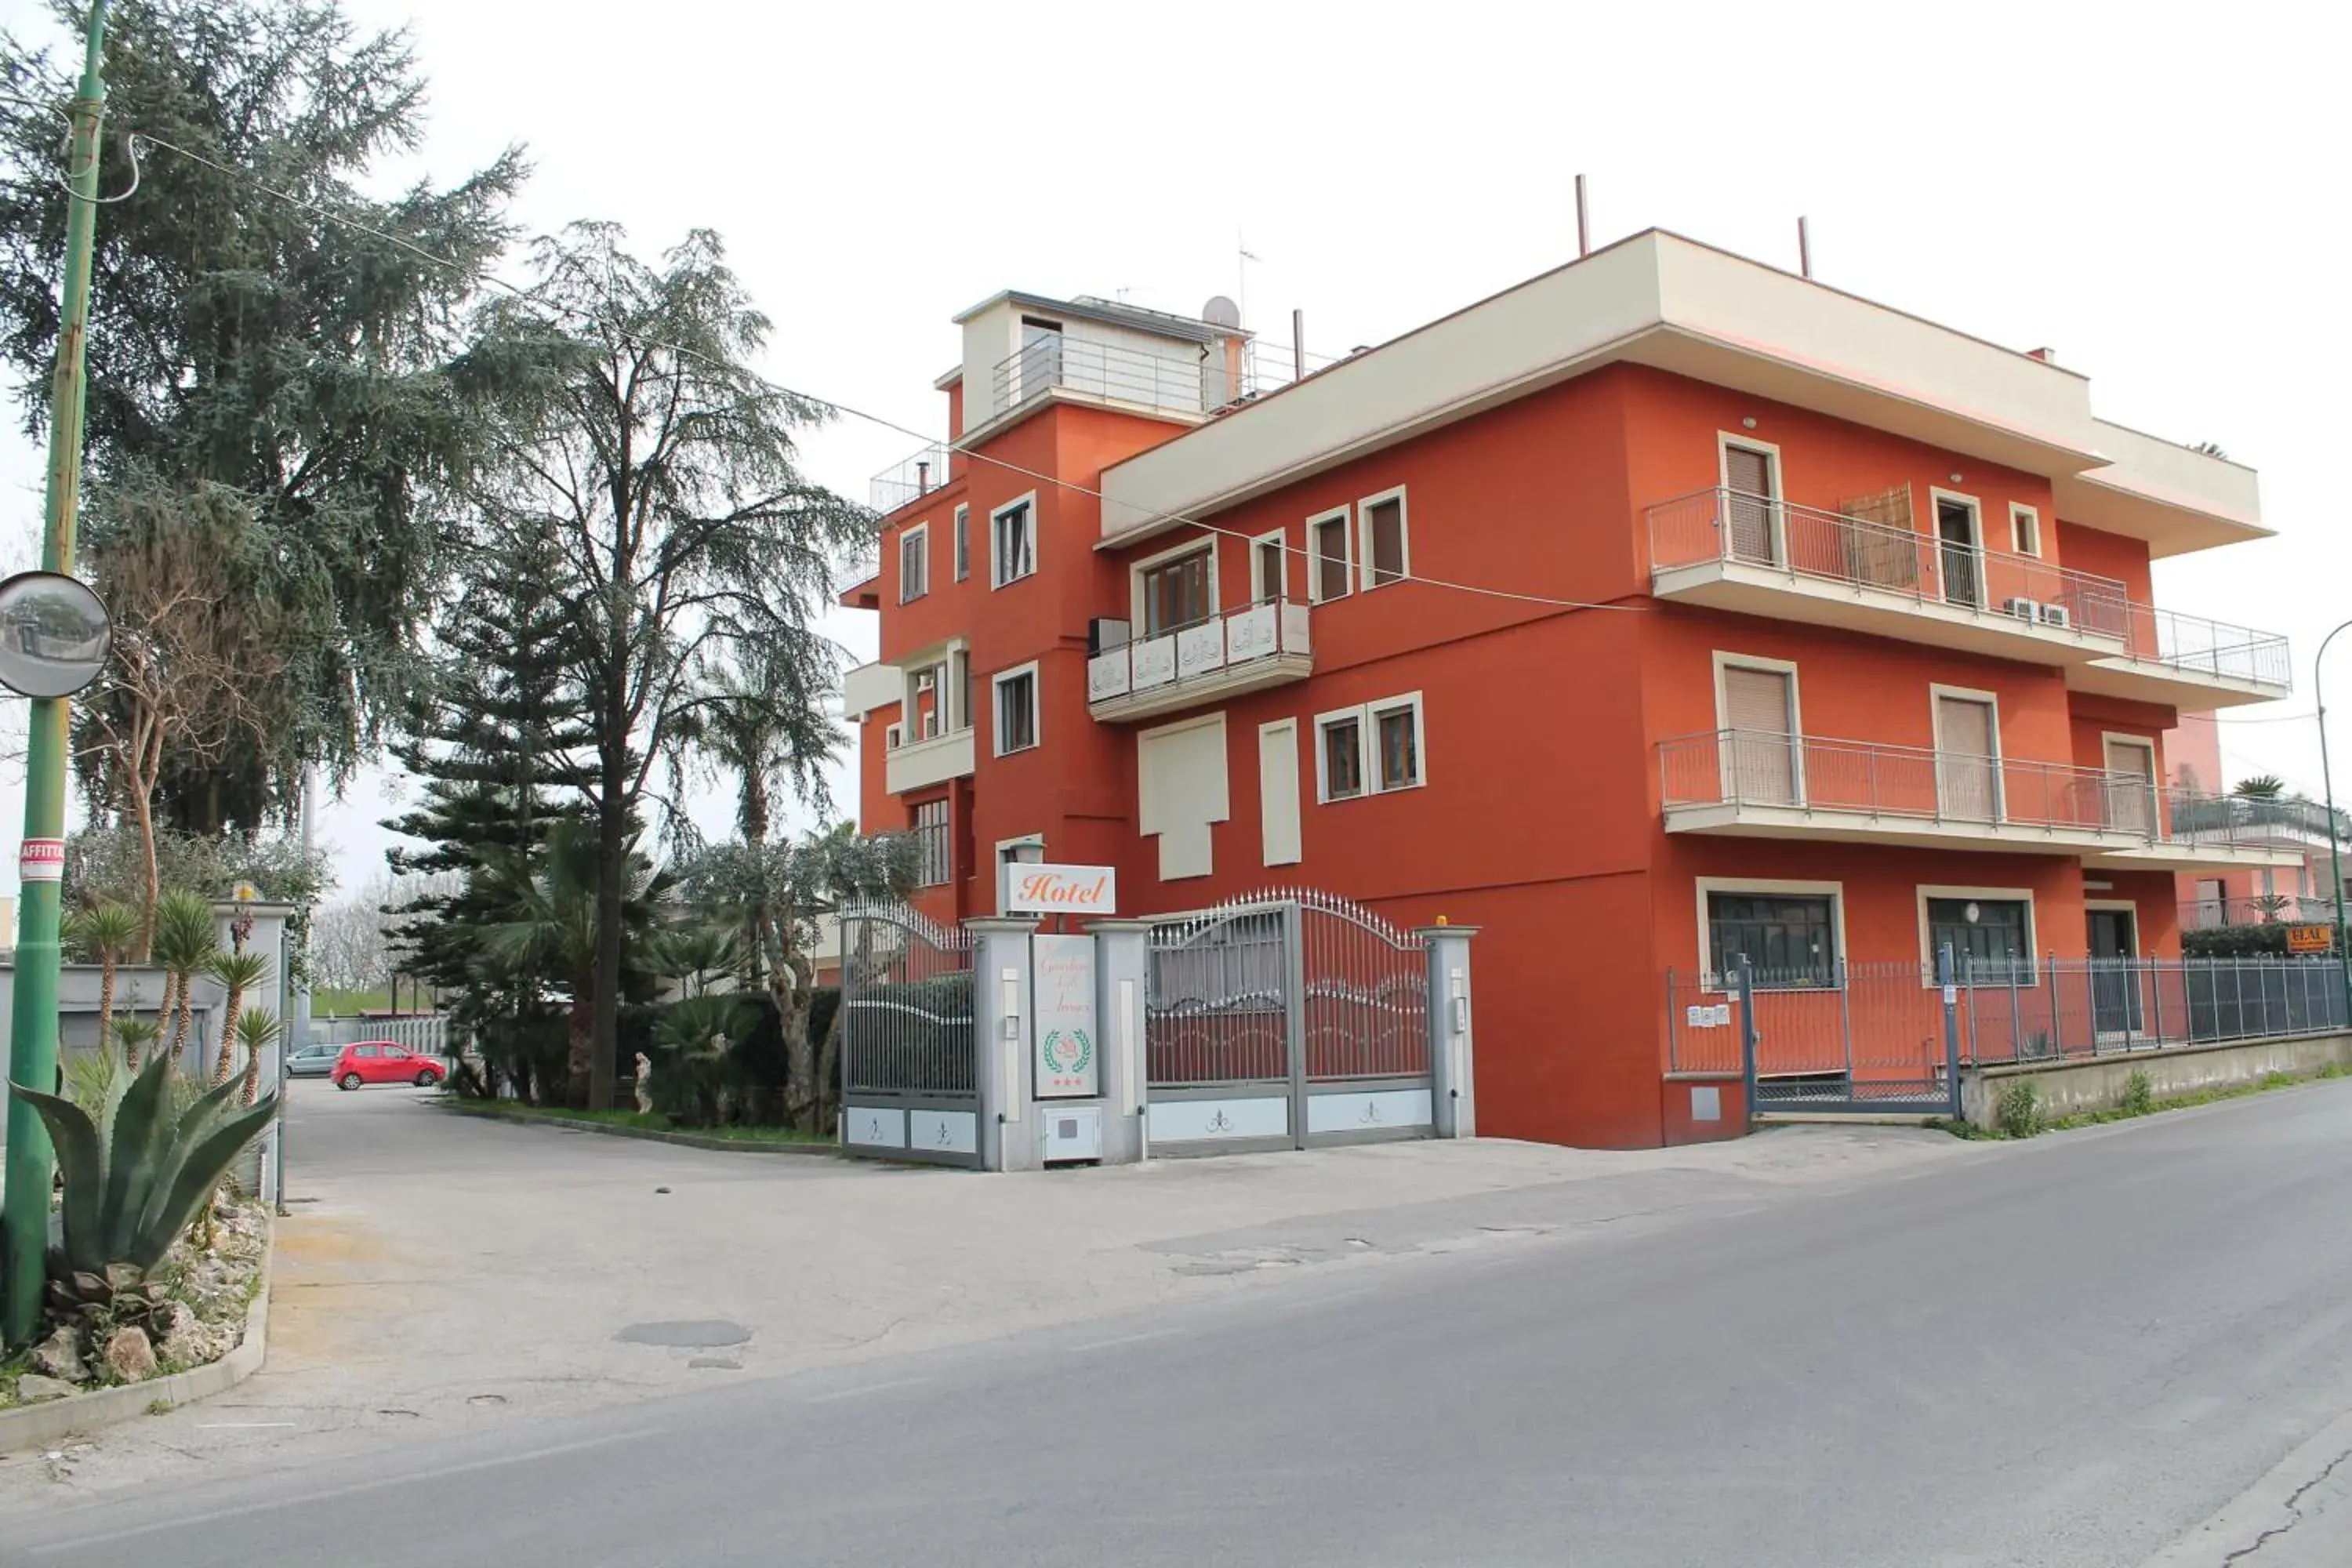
left=1, top=1078, right=1978, bottom=1507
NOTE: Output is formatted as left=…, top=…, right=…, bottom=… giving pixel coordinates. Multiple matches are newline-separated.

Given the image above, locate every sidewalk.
left=0, top=1086, right=1978, bottom=1507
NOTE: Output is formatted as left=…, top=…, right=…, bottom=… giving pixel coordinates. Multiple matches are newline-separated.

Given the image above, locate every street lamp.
left=2316, top=619, right=2352, bottom=1028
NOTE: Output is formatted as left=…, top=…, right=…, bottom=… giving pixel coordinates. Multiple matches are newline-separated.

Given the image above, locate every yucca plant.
left=66, top=902, right=142, bottom=1058
left=111, top=1015, right=163, bottom=1076
left=150, top=891, right=219, bottom=1073
left=232, top=1008, right=284, bottom=1108
left=205, top=950, right=274, bottom=1087
left=9, top=1054, right=278, bottom=1339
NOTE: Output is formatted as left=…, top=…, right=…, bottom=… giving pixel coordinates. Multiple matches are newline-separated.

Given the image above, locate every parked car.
left=332, top=1041, right=444, bottom=1091
left=285, top=1042, right=339, bottom=1078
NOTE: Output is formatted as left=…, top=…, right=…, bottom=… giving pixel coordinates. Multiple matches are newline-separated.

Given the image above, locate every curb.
left=434, top=1100, right=840, bottom=1156
left=0, top=1212, right=274, bottom=1454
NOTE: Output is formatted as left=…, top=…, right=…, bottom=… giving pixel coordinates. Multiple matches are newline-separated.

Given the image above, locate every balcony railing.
left=2168, top=794, right=2347, bottom=843
left=993, top=336, right=1233, bottom=420
left=1087, top=598, right=1311, bottom=707
left=2180, top=895, right=2336, bottom=931
left=870, top=442, right=956, bottom=514
left=1659, top=729, right=2285, bottom=851
left=1644, top=488, right=2290, bottom=688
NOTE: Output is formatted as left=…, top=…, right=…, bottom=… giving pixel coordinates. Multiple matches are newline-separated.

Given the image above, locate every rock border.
left=434, top=1098, right=840, bottom=1156
left=0, top=1214, right=273, bottom=1454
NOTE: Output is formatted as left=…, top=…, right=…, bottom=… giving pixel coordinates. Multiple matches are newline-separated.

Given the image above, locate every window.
left=993, top=495, right=1037, bottom=586
left=912, top=799, right=951, bottom=887
left=354, top=1045, right=380, bottom=1058
left=954, top=505, right=971, bottom=581
left=1139, top=544, right=1213, bottom=636
left=898, top=523, right=929, bottom=603
left=993, top=663, right=1039, bottom=755
left=1252, top=532, right=1287, bottom=603
left=1309, top=509, right=1352, bottom=602
left=1318, top=713, right=1363, bottom=800
left=2009, top=503, right=2040, bottom=557
left=1708, top=892, right=1837, bottom=987
left=1932, top=489, right=1984, bottom=609
left=885, top=721, right=903, bottom=750
left=1719, top=437, right=1782, bottom=567
left=1315, top=692, right=1425, bottom=802
left=1925, top=895, right=2031, bottom=982
left=1359, top=489, right=1408, bottom=589
left=953, top=649, right=972, bottom=734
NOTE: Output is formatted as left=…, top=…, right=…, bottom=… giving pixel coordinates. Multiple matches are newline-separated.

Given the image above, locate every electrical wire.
left=119, top=125, right=1651, bottom=618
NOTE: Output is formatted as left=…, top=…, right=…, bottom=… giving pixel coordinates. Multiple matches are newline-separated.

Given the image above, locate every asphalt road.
left=15, top=1083, right=2352, bottom=1568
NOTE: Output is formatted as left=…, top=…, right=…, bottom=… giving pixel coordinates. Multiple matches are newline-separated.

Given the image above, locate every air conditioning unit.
left=2004, top=597, right=2038, bottom=622
left=2037, top=601, right=2072, bottom=629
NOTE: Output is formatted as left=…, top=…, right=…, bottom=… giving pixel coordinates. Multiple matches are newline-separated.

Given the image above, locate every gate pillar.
left=1417, top=923, right=1479, bottom=1138
left=967, top=916, right=1040, bottom=1172
left=1087, top=919, right=1151, bottom=1165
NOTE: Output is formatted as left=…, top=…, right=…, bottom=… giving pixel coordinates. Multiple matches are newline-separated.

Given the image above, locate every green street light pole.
left=2318, top=619, right=2352, bottom=1034
left=3, top=0, right=111, bottom=1349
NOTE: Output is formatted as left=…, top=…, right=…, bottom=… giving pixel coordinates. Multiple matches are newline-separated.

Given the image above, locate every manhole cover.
left=615, top=1319, right=751, bottom=1348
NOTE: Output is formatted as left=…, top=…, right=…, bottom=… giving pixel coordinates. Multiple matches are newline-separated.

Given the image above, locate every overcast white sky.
left=0, top=0, right=2346, bottom=900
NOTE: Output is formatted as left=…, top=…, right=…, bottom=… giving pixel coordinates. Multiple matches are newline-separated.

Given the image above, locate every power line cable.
left=120, top=125, right=1650, bottom=618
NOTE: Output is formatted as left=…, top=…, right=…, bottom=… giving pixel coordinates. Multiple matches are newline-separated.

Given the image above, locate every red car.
left=332, top=1040, right=445, bottom=1091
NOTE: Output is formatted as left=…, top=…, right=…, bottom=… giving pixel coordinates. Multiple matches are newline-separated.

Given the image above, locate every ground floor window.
left=911, top=798, right=951, bottom=887
left=1707, top=891, right=1835, bottom=987
left=1926, top=895, right=2031, bottom=982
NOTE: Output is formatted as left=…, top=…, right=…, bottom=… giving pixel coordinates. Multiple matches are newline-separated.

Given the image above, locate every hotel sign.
left=1004, top=862, right=1117, bottom=916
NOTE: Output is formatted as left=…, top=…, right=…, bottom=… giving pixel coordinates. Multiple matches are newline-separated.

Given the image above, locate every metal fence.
left=869, top=442, right=956, bottom=514
left=1668, top=955, right=2352, bottom=1083
left=840, top=903, right=975, bottom=1096
left=310, top=1014, right=452, bottom=1054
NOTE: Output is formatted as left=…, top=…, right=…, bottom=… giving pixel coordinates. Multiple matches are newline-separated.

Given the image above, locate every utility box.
left=1041, top=1104, right=1103, bottom=1165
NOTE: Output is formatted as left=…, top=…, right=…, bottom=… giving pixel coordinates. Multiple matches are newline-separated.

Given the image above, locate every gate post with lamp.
left=1417, top=922, right=1479, bottom=1138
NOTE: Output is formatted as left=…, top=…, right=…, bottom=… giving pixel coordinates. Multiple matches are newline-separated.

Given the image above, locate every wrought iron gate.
left=839, top=903, right=981, bottom=1166
left=1145, top=890, right=1433, bottom=1154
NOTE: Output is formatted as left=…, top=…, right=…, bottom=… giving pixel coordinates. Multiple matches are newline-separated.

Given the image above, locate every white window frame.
left=2085, top=898, right=2141, bottom=958
left=1306, top=505, right=1353, bottom=604
left=991, top=660, right=1040, bottom=757
left=1915, top=884, right=2038, bottom=985
left=1927, top=486, right=1985, bottom=600
left=990, top=491, right=1039, bottom=588
left=898, top=521, right=930, bottom=604
left=1929, top=682, right=2005, bottom=820
left=953, top=503, right=971, bottom=581
left=1313, top=691, right=1426, bottom=802
left=1356, top=485, right=1410, bottom=591
left=1258, top=717, right=1301, bottom=866
left=1695, top=877, right=1847, bottom=994
left=1711, top=651, right=1806, bottom=803
left=1251, top=529, right=1290, bottom=604
left=1715, top=432, right=1786, bottom=559
left=1129, top=535, right=1219, bottom=637
left=2100, top=730, right=2161, bottom=834
left=884, top=721, right=904, bottom=751
left=2009, top=502, right=2041, bottom=558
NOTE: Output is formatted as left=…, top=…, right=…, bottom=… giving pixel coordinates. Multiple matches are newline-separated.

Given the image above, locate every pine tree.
left=380, top=521, right=597, bottom=1095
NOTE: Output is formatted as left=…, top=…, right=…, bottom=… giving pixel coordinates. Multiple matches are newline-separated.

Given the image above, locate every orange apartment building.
left=840, top=229, right=2297, bottom=1148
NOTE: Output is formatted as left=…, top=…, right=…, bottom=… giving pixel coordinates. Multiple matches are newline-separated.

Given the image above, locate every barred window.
left=912, top=799, right=951, bottom=887
left=1708, top=892, right=1835, bottom=988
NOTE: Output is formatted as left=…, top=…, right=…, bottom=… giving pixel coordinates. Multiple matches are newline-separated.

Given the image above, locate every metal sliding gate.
left=1145, top=890, right=1434, bottom=1154
left=839, top=903, right=982, bottom=1166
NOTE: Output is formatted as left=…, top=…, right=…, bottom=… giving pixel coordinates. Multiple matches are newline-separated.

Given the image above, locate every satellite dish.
left=1200, top=295, right=1242, bottom=329
left=0, top=570, right=111, bottom=699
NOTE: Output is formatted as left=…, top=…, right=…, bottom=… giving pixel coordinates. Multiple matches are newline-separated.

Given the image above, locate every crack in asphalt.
left=2220, top=1441, right=2352, bottom=1564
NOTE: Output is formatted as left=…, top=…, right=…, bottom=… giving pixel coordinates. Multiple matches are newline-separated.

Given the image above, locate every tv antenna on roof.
left=1238, top=230, right=1260, bottom=326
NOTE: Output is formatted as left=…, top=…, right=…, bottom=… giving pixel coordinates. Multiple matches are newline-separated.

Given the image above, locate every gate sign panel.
left=1033, top=933, right=1100, bottom=1099
left=1005, top=862, right=1116, bottom=916
left=2288, top=924, right=2335, bottom=954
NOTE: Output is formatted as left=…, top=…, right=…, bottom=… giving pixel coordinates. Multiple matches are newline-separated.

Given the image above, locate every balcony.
left=1645, top=488, right=2290, bottom=707
left=885, top=724, right=976, bottom=796
left=2180, top=895, right=2336, bottom=931
left=870, top=442, right=956, bottom=514
left=1659, top=729, right=2300, bottom=869
left=1087, top=599, right=1312, bottom=722
left=993, top=336, right=1231, bottom=423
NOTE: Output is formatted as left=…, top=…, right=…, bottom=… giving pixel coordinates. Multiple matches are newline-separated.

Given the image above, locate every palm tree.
left=149, top=891, right=219, bottom=1073
left=2234, top=775, right=2288, bottom=800
left=66, top=902, right=141, bottom=1064
left=233, top=1008, right=284, bottom=1106
left=205, top=949, right=274, bottom=1086
left=651, top=925, right=742, bottom=999
left=111, top=1015, right=162, bottom=1074
left=488, top=819, right=665, bottom=1108
left=679, top=655, right=834, bottom=846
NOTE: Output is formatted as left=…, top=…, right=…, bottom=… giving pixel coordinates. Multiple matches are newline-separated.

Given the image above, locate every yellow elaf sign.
left=2286, top=924, right=2334, bottom=954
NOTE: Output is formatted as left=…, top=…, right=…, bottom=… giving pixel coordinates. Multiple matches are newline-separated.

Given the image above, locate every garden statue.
left=633, top=1051, right=654, bottom=1115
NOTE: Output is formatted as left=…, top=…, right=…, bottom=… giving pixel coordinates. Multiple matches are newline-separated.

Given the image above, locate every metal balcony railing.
left=1644, top=487, right=2290, bottom=687
left=993, top=336, right=1232, bottom=420
left=2168, top=794, right=2347, bottom=844
left=1659, top=729, right=2282, bottom=849
left=1087, top=597, right=1312, bottom=706
left=2179, top=895, right=2336, bottom=931
left=870, top=442, right=956, bottom=514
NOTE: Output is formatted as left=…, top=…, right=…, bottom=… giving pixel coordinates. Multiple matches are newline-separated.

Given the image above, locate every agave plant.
left=205, top=949, right=274, bottom=1087
left=9, top=1054, right=278, bottom=1338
